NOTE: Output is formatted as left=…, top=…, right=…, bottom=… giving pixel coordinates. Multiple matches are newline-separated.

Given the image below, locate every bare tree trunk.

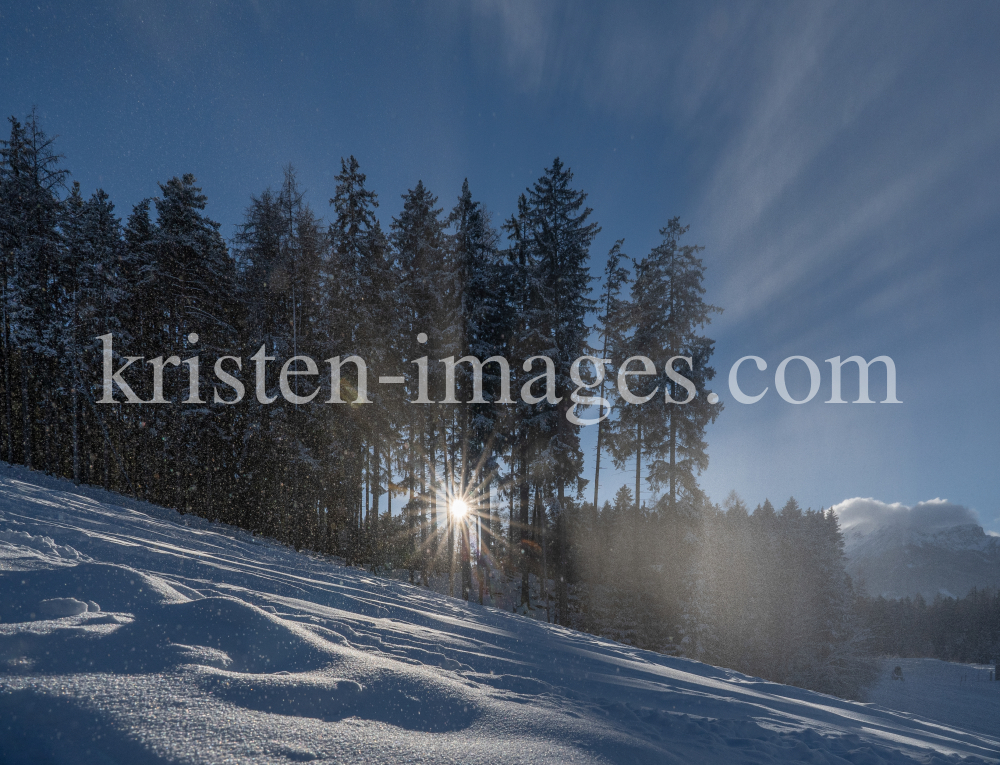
left=102, top=428, right=109, bottom=489
left=1, top=274, right=13, bottom=464
left=444, top=414, right=454, bottom=597
left=448, top=520, right=455, bottom=598
left=20, top=355, right=31, bottom=469
left=364, top=441, right=370, bottom=525
left=371, top=433, right=380, bottom=566
left=42, top=392, right=52, bottom=474
left=71, top=382, right=79, bottom=483
left=3, top=326, right=12, bottom=463
left=206, top=457, right=214, bottom=521
left=428, top=422, right=437, bottom=535
left=386, top=440, right=391, bottom=518
left=508, top=442, right=516, bottom=554
left=459, top=406, right=469, bottom=498
left=175, top=441, right=182, bottom=511
left=519, top=437, right=530, bottom=609
left=52, top=392, right=61, bottom=477
left=635, top=419, right=642, bottom=514
left=419, top=432, right=429, bottom=586
left=408, top=412, right=416, bottom=583
left=428, top=422, right=438, bottom=575
left=461, top=520, right=472, bottom=601
left=593, top=339, right=610, bottom=510
left=669, top=414, right=676, bottom=513
left=557, top=480, right=567, bottom=625
left=537, top=485, right=548, bottom=618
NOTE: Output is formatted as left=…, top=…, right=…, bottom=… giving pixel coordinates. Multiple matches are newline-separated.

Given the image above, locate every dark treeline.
left=573, top=489, right=879, bottom=698
left=1, top=111, right=876, bottom=699
left=859, top=588, right=1000, bottom=666
left=696, top=494, right=877, bottom=697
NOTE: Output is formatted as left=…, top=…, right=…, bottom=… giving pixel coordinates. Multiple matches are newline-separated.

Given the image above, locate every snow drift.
left=1, top=464, right=997, bottom=764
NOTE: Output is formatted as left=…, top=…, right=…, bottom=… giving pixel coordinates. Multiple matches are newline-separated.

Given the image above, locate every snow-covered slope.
left=843, top=522, right=1000, bottom=600
left=866, top=658, right=999, bottom=740
left=1, top=464, right=997, bottom=764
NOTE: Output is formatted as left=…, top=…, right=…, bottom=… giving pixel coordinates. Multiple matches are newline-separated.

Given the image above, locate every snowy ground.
left=867, top=659, right=999, bottom=741
left=1, top=463, right=997, bottom=764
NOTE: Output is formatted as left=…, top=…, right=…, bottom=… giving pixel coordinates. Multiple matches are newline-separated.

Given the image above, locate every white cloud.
left=832, top=497, right=980, bottom=536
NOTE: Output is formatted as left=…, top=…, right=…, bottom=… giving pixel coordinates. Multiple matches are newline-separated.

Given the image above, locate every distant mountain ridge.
left=843, top=520, right=1000, bottom=600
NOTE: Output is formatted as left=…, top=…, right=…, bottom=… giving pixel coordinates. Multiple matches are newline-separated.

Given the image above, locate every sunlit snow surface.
left=1, top=464, right=997, bottom=764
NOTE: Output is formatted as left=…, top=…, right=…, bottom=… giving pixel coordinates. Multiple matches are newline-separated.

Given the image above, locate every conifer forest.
left=7, top=109, right=978, bottom=701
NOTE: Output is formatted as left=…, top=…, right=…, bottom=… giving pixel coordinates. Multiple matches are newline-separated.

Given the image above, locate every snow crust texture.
left=1, top=463, right=998, bottom=764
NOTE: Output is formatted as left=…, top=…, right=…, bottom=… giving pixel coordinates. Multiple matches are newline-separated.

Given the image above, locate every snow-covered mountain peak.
left=834, top=497, right=1000, bottom=600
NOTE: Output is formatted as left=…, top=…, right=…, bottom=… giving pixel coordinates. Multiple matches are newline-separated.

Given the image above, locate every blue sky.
left=3, top=1, right=998, bottom=531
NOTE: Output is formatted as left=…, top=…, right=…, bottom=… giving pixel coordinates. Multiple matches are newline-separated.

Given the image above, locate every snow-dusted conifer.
left=521, top=158, right=599, bottom=623
left=1, top=113, right=67, bottom=470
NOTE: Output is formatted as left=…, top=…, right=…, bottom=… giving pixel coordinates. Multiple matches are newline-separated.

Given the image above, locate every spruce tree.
left=235, top=167, right=329, bottom=545
left=326, top=156, right=393, bottom=564
left=1, top=113, right=67, bottom=470
left=60, top=184, right=126, bottom=486
left=502, top=192, right=537, bottom=607
left=522, top=158, right=599, bottom=623
left=121, top=198, right=159, bottom=499
left=146, top=174, right=238, bottom=515
left=591, top=240, right=629, bottom=510
left=631, top=218, right=722, bottom=514
left=392, top=179, right=449, bottom=576
left=448, top=179, right=509, bottom=568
